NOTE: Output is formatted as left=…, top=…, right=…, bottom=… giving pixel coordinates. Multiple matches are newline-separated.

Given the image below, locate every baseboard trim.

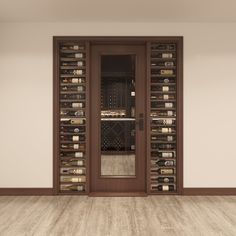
left=0, top=188, right=54, bottom=196
left=89, top=192, right=147, bottom=197
left=183, top=188, right=236, bottom=195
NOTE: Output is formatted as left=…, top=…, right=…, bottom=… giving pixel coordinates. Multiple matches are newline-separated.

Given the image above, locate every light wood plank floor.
left=0, top=196, right=236, bottom=236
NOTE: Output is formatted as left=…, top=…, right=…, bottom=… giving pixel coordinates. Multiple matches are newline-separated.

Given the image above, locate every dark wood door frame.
left=90, top=44, right=147, bottom=195
left=53, top=36, right=183, bottom=196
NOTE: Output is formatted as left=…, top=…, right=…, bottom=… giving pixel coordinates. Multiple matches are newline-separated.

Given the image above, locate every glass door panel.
left=100, top=55, right=136, bottom=176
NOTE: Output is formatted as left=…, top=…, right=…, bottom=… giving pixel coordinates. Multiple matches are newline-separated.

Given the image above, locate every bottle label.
left=75, top=152, right=83, bottom=158
left=161, top=128, right=168, bottom=133
left=72, top=103, right=80, bottom=108
left=162, top=185, right=169, bottom=191
left=167, top=136, right=173, bottom=141
left=77, top=61, right=83, bottom=66
left=163, top=78, right=170, bottom=83
left=77, top=86, right=83, bottom=91
left=73, top=144, right=79, bottom=149
left=165, top=103, right=173, bottom=108
left=131, top=91, right=135, bottom=96
left=160, top=70, right=173, bottom=75
left=162, top=86, right=169, bottom=92
left=162, top=53, right=173, bottom=58
left=162, top=152, right=173, bottom=158
left=76, top=186, right=84, bottom=191
left=75, top=53, right=83, bottom=58
left=165, top=119, right=173, bottom=125
left=71, top=119, right=83, bottom=124
left=161, top=169, right=174, bottom=174
left=167, top=111, right=173, bottom=116
left=73, top=45, right=79, bottom=50
left=71, top=177, right=80, bottom=182
left=72, top=136, right=79, bottom=141
left=77, top=160, right=83, bottom=166
left=72, top=78, right=79, bottom=83
left=163, top=94, right=169, bottom=100
left=165, top=62, right=174, bottom=67
left=165, top=161, right=174, bottom=166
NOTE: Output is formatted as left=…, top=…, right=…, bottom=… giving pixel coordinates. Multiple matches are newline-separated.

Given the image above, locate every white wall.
left=0, top=22, right=236, bottom=188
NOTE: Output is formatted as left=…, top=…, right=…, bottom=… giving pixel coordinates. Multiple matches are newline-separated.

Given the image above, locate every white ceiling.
left=0, top=0, right=236, bottom=22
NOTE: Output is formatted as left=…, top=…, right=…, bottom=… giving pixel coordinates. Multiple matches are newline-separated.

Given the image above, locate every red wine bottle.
left=60, top=167, right=86, bottom=175
left=60, top=94, right=85, bottom=100
left=61, top=78, right=85, bottom=84
left=151, top=184, right=175, bottom=191
left=60, top=184, right=85, bottom=191
left=60, top=143, right=85, bottom=150
left=61, top=159, right=85, bottom=167
left=60, top=126, right=85, bottom=133
left=60, top=135, right=85, bottom=142
left=151, top=85, right=175, bottom=92
left=60, top=151, right=84, bottom=158
left=151, top=94, right=175, bottom=100
left=60, top=110, right=85, bottom=117
left=151, top=176, right=175, bottom=183
left=61, top=86, right=85, bottom=92
left=151, top=151, right=176, bottom=158
left=152, top=119, right=176, bottom=125
left=151, top=168, right=175, bottom=175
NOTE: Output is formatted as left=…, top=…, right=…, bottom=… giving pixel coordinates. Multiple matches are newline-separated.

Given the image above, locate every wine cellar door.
left=90, top=45, right=146, bottom=194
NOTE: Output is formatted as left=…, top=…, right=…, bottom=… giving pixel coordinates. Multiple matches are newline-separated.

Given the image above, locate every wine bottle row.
left=150, top=42, right=177, bottom=193
left=59, top=42, right=87, bottom=193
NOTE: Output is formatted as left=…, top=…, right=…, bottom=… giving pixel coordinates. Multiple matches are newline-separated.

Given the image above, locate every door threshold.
left=89, top=192, right=147, bottom=197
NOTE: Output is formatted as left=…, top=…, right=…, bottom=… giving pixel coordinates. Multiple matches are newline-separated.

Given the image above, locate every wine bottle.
left=61, top=69, right=84, bottom=75
left=60, top=94, right=85, bottom=100
left=150, top=94, right=175, bottom=100
left=60, top=168, right=86, bottom=175
left=151, top=85, right=175, bottom=92
left=151, top=168, right=175, bottom=175
left=60, top=110, right=85, bottom=117
left=152, top=160, right=175, bottom=167
left=60, top=126, right=85, bottom=133
left=61, top=159, right=85, bottom=166
left=61, top=118, right=85, bottom=125
left=151, top=61, right=175, bottom=67
left=60, top=151, right=84, bottom=158
left=151, top=184, right=175, bottom=191
left=62, top=53, right=84, bottom=58
left=152, top=119, right=175, bottom=125
left=151, top=44, right=175, bottom=51
left=151, top=77, right=175, bottom=84
left=151, top=127, right=175, bottom=133
left=157, top=144, right=175, bottom=150
left=61, top=61, right=84, bottom=67
left=61, top=102, right=84, bottom=108
left=61, top=78, right=85, bottom=84
left=61, top=143, right=85, bottom=150
left=151, top=151, right=176, bottom=158
left=61, top=86, right=85, bottom=92
left=151, top=176, right=175, bottom=183
left=60, top=176, right=86, bottom=183
left=152, top=111, right=176, bottom=117
left=60, top=135, right=85, bottom=142
left=155, top=135, right=175, bottom=142
left=151, top=102, right=174, bottom=108
left=60, top=184, right=85, bottom=191
left=61, top=45, right=84, bottom=50
left=151, top=69, right=174, bottom=75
